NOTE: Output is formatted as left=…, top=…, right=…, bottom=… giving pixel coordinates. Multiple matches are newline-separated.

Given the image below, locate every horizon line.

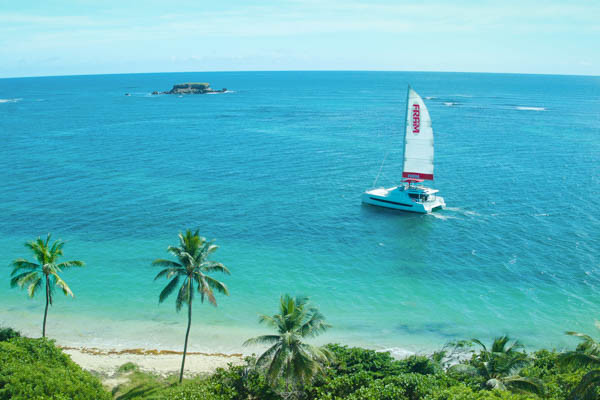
left=1, top=69, right=599, bottom=80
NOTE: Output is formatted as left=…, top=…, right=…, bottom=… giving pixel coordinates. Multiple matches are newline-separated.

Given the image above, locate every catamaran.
left=362, top=86, right=445, bottom=213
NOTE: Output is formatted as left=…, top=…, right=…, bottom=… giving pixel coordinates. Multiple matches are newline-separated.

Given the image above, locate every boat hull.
left=361, top=187, right=445, bottom=214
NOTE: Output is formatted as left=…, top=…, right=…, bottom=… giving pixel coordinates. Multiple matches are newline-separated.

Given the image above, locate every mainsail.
left=402, top=87, right=434, bottom=181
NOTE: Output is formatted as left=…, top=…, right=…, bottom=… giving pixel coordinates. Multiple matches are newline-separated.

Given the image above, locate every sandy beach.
left=62, top=347, right=245, bottom=377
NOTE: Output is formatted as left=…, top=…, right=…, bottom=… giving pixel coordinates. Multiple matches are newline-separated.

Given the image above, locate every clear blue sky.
left=1, top=0, right=598, bottom=78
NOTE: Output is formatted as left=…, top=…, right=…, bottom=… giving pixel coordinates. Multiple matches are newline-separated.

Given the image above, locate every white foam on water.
left=429, top=212, right=456, bottom=220
left=425, top=96, right=436, bottom=100
left=0, top=98, right=22, bottom=103
left=443, top=102, right=456, bottom=107
left=381, top=347, right=415, bottom=359
left=444, top=207, right=480, bottom=217
left=516, top=106, right=546, bottom=111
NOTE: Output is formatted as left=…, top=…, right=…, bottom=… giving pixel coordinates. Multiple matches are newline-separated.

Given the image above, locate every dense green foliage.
left=0, top=336, right=109, bottom=400
left=2, top=331, right=598, bottom=400
left=109, top=343, right=597, bottom=399
left=0, top=327, right=20, bottom=342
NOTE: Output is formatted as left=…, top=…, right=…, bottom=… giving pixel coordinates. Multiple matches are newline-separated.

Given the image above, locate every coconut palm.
left=10, top=234, right=84, bottom=338
left=559, top=322, right=600, bottom=400
left=153, top=229, right=230, bottom=383
left=244, top=294, right=334, bottom=395
left=450, top=336, right=543, bottom=395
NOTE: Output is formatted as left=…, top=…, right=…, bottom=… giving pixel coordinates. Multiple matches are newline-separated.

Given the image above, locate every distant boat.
left=362, top=86, right=445, bottom=213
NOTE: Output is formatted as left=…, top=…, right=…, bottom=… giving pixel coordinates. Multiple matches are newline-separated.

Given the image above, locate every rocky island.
left=152, top=82, right=227, bottom=95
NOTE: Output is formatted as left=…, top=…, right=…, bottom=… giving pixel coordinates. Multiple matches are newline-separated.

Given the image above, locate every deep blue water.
left=0, top=71, right=599, bottom=354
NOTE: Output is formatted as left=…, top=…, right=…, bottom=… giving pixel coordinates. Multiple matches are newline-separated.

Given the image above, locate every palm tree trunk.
left=179, top=298, right=192, bottom=383
left=42, top=275, right=49, bottom=338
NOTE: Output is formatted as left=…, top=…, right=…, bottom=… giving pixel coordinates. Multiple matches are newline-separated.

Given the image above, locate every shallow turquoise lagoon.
left=0, top=72, right=598, bottom=354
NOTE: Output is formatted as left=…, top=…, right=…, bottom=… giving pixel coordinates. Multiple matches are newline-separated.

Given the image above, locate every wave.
left=444, top=207, right=480, bottom=217
left=425, top=96, right=437, bottom=100
left=443, top=102, right=457, bottom=107
left=382, top=347, right=415, bottom=359
left=0, top=98, right=22, bottom=103
left=429, top=212, right=457, bottom=220
left=516, top=106, right=546, bottom=111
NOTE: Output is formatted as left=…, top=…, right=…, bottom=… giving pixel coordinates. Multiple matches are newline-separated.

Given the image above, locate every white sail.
left=402, top=87, right=434, bottom=181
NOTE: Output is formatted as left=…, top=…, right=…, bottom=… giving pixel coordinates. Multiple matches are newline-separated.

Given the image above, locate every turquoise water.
left=0, top=72, right=599, bottom=355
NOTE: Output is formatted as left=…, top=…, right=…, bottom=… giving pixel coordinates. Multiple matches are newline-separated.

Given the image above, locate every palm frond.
left=56, top=260, right=84, bottom=269
left=300, top=311, right=331, bottom=338
left=255, top=343, right=280, bottom=368
left=154, top=267, right=182, bottom=280
left=566, top=331, right=600, bottom=355
left=568, top=369, right=600, bottom=400
left=175, top=280, right=192, bottom=311
left=52, top=273, right=74, bottom=297
left=244, top=335, right=282, bottom=347
left=266, top=346, right=287, bottom=383
left=27, top=276, right=42, bottom=298
left=203, top=275, right=229, bottom=296
left=10, top=271, right=40, bottom=288
left=196, top=274, right=216, bottom=306
left=159, top=276, right=180, bottom=303
left=258, top=314, right=279, bottom=329
left=559, top=351, right=600, bottom=368
left=152, top=259, right=182, bottom=269
left=290, top=347, right=316, bottom=385
left=471, top=338, right=487, bottom=352
left=504, top=376, right=544, bottom=396
left=10, top=259, right=39, bottom=273
left=301, top=343, right=335, bottom=364
left=200, top=261, right=231, bottom=274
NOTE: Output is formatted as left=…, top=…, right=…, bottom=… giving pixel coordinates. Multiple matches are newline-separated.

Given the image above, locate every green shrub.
left=0, top=337, right=110, bottom=400
left=345, top=379, right=406, bottom=400
left=159, top=377, right=236, bottom=400
left=430, top=385, right=538, bottom=400
left=118, top=361, right=139, bottom=373
left=313, top=371, right=374, bottom=399
left=326, top=344, right=437, bottom=378
left=210, top=359, right=279, bottom=400
left=0, top=327, right=20, bottom=342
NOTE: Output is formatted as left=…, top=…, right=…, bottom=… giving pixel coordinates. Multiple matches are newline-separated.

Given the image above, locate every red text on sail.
left=412, top=104, right=420, bottom=134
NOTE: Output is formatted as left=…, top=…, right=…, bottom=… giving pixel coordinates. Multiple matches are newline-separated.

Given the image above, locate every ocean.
left=0, top=71, right=598, bottom=355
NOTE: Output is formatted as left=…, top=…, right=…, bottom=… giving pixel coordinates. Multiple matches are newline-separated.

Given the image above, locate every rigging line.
left=372, top=150, right=390, bottom=187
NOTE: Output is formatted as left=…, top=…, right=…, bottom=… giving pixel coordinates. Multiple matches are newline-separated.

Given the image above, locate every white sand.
left=63, top=347, right=245, bottom=377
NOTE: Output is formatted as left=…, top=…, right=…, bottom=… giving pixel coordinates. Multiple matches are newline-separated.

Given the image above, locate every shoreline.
left=62, top=346, right=246, bottom=377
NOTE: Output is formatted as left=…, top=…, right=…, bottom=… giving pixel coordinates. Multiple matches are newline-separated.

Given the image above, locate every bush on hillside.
left=0, top=327, right=20, bottom=342
left=0, top=336, right=110, bottom=400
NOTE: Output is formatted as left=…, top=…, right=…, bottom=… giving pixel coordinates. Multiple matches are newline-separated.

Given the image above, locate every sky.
left=0, top=0, right=598, bottom=78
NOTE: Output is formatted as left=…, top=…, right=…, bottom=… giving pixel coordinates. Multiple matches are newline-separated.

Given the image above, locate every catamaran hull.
left=361, top=188, right=445, bottom=214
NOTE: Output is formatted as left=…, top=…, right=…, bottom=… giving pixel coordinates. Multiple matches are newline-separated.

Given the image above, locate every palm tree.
left=10, top=234, right=84, bottom=338
left=450, top=336, right=543, bottom=395
left=153, top=229, right=230, bottom=383
left=559, top=322, right=600, bottom=399
left=244, top=294, right=334, bottom=396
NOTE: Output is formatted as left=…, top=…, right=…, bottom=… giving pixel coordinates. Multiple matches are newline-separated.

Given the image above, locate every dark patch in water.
left=396, top=322, right=459, bottom=339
